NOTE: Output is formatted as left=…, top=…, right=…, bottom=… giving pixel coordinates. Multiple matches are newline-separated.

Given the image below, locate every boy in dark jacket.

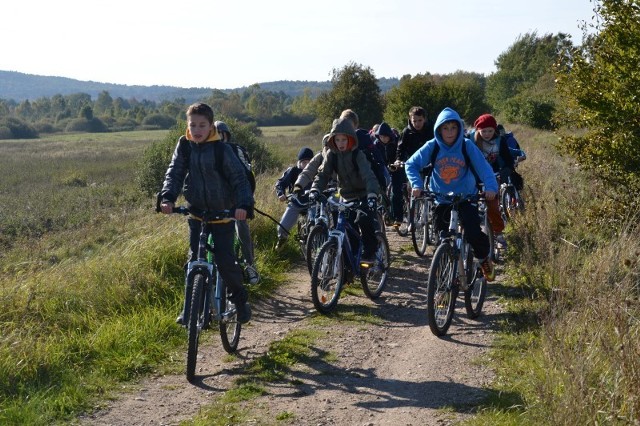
left=373, top=122, right=404, bottom=226
left=274, top=147, right=314, bottom=249
left=396, top=106, right=434, bottom=163
left=160, top=103, right=253, bottom=324
left=311, top=118, right=380, bottom=262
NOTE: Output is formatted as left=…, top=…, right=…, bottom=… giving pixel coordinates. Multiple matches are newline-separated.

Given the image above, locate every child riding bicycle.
left=159, top=103, right=253, bottom=324
left=405, top=107, right=499, bottom=281
left=310, top=117, right=380, bottom=263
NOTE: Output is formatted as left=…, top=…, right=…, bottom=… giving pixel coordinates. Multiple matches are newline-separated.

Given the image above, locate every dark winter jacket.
left=396, top=117, right=434, bottom=162
left=161, top=131, right=254, bottom=218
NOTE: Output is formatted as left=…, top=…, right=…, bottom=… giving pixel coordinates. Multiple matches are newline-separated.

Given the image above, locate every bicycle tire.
left=310, top=238, right=344, bottom=314
left=426, top=243, right=458, bottom=337
left=411, top=198, right=428, bottom=257
left=464, top=260, right=487, bottom=319
left=481, top=209, right=497, bottom=262
left=361, top=232, right=390, bottom=299
left=219, top=280, right=241, bottom=353
left=305, top=223, right=328, bottom=275
left=186, top=273, right=206, bottom=382
left=462, top=246, right=486, bottom=318
left=396, top=199, right=410, bottom=237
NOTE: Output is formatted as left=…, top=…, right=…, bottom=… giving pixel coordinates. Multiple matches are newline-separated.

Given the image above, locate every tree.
left=315, top=62, right=384, bottom=131
left=384, top=72, right=489, bottom=129
left=486, top=32, right=573, bottom=128
left=554, top=0, right=640, bottom=204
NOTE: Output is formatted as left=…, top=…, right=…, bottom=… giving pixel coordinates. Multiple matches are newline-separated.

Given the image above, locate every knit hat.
left=474, top=114, right=497, bottom=130
left=297, top=147, right=314, bottom=161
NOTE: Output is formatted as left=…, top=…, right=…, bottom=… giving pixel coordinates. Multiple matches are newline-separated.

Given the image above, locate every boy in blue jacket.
left=405, top=107, right=498, bottom=281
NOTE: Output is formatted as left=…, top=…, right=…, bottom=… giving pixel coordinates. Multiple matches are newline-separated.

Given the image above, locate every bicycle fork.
left=184, top=261, right=214, bottom=327
left=448, top=209, right=469, bottom=291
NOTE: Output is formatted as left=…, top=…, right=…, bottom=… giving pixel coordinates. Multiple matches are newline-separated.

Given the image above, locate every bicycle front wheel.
left=411, top=198, right=428, bottom=256
left=311, top=239, right=344, bottom=314
left=426, top=243, right=458, bottom=337
left=305, top=224, right=328, bottom=275
left=361, top=232, right=390, bottom=299
left=218, top=281, right=241, bottom=353
left=187, top=273, right=206, bottom=382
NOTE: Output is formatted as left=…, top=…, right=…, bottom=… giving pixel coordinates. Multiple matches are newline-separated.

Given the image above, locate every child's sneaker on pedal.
left=175, top=312, right=185, bottom=325
left=275, top=237, right=287, bottom=250
left=244, top=264, right=260, bottom=285
left=236, top=301, right=252, bottom=324
left=495, top=233, right=507, bottom=248
left=480, top=257, right=496, bottom=282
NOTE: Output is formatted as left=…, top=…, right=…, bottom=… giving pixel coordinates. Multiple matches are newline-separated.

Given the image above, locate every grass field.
left=0, top=125, right=637, bottom=424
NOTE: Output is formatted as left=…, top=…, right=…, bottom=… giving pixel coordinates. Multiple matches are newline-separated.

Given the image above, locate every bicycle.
left=500, top=169, right=525, bottom=222
left=409, top=182, right=438, bottom=258
left=476, top=191, right=498, bottom=263
left=159, top=204, right=243, bottom=382
left=284, top=193, right=313, bottom=260
left=310, top=196, right=390, bottom=314
left=387, top=161, right=410, bottom=237
left=425, top=192, right=488, bottom=337
left=304, top=188, right=337, bottom=275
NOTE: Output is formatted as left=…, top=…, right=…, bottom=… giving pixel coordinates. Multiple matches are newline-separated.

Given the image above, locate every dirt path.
left=78, top=229, right=501, bottom=425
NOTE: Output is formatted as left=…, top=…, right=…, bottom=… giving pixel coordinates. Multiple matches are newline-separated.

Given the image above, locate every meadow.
left=0, top=125, right=637, bottom=424
left=0, top=126, right=318, bottom=424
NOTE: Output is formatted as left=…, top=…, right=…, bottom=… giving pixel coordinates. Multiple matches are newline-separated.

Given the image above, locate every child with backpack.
left=214, top=120, right=259, bottom=285
left=274, top=147, right=315, bottom=249
left=159, top=103, right=253, bottom=324
left=497, top=124, right=525, bottom=191
left=468, top=114, right=515, bottom=248
left=405, top=107, right=498, bottom=281
left=310, top=117, right=380, bottom=263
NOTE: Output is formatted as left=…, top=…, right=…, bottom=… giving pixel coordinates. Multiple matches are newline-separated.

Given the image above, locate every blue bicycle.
left=310, top=196, right=390, bottom=314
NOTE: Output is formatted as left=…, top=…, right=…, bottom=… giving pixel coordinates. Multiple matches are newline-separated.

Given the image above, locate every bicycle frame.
left=326, top=197, right=366, bottom=279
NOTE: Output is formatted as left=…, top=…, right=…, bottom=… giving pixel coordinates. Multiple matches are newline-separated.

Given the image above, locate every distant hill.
left=0, top=70, right=401, bottom=103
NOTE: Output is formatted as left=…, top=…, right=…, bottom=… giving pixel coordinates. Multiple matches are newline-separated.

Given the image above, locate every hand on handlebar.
left=411, top=187, right=423, bottom=198
left=484, top=190, right=497, bottom=200
left=234, top=208, right=247, bottom=221
left=160, top=201, right=175, bottom=214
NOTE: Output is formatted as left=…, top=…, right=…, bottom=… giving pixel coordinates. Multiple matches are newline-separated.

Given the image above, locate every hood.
left=326, top=117, right=358, bottom=152
left=433, top=107, right=465, bottom=148
left=375, top=122, right=394, bottom=139
left=186, top=127, right=221, bottom=143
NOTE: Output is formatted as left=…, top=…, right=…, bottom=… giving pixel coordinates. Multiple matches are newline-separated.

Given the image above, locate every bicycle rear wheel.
left=464, top=259, right=487, bottom=319
left=411, top=198, right=428, bottom=256
left=361, top=232, right=390, bottom=299
left=426, top=243, right=458, bottom=336
left=305, top=224, right=328, bottom=275
left=186, top=273, right=206, bottom=382
left=311, top=239, right=344, bottom=314
left=481, top=210, right=497, bottom=262
left=219, top=282, right=241, bottom=353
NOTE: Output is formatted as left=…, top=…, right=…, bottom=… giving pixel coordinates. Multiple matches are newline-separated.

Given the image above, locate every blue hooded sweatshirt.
left=405, top=107, right=498, bottom=203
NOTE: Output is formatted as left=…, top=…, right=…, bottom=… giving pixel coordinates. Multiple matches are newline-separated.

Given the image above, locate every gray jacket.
left=161, top=136, right=254, bottom=216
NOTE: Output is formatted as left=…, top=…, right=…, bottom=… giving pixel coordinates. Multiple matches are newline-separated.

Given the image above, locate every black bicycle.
left=409, top=186, right=437, bottom=257
left=426, top=192, right=487, bottom=337
left=387, top=162, right=410, bottom=237
left=159, top=204, right=243, bottom=382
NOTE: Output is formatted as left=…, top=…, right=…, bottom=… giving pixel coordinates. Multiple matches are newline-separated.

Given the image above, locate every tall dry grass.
left=477, top=124, right=640, bottom=424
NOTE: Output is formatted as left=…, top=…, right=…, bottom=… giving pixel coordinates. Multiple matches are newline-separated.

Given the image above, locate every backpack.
left=353, top=128, right=389, bottom=190
left=214, top=141, right=256, bottom=193
left=179, top=136, right=256, bottom=193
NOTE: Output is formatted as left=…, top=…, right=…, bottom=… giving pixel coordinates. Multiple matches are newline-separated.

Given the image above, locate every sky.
left=1, top=0, right=598, bottom=90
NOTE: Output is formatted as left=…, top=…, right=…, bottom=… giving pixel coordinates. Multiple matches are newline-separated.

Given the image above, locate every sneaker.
left=496, top=233, right=507, bottom=248
left=480, top=257, right=496, bottom=282
left=245, top=265, right=260, bottom=285
left=275, top=237, right=287, bottom=250
left=235, top=301, right=252, bottom=324
left=175, top=313, right=185, bottom=325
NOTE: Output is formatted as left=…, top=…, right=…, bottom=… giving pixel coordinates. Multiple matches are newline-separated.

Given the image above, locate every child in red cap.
left=468, top=114, right=515, bottom=248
